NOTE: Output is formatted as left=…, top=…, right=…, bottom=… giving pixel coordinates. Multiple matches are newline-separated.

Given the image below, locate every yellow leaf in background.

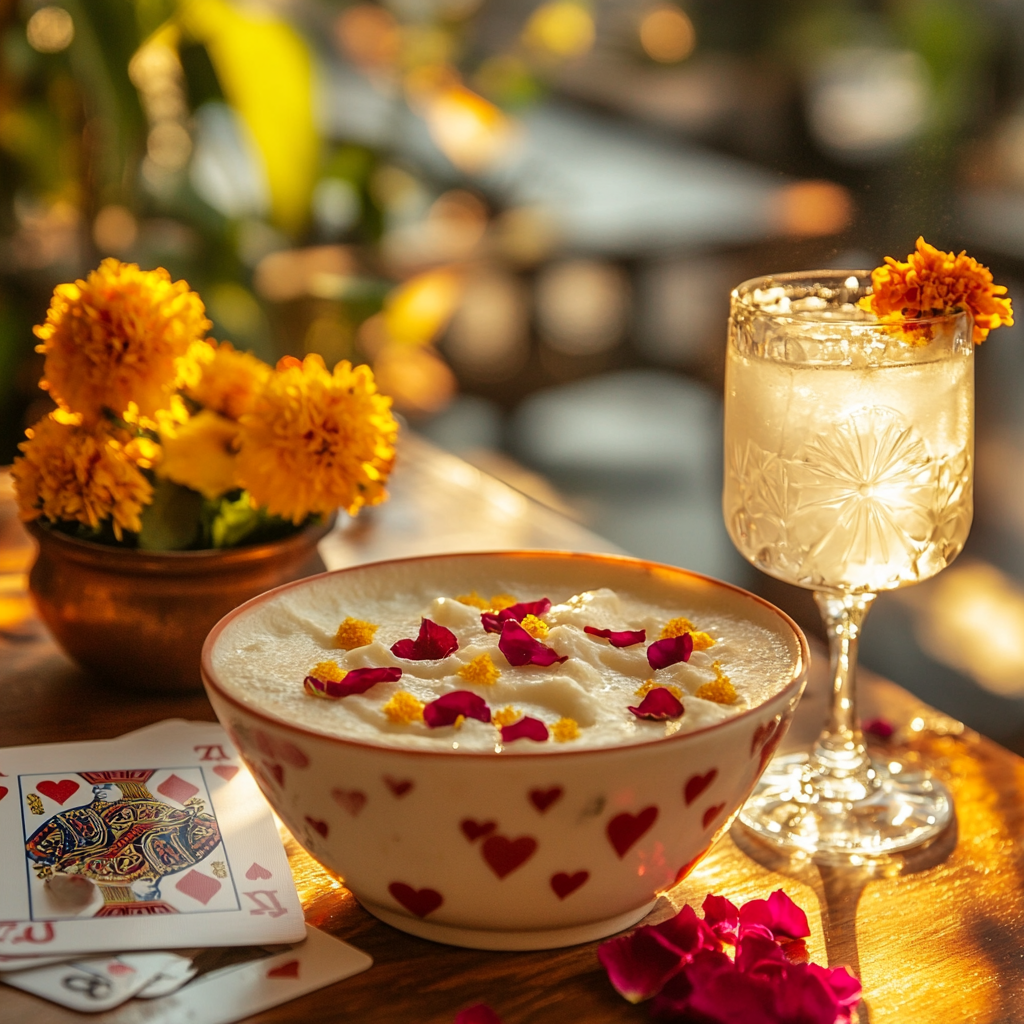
left=383, top=268, right=465, bottom=347
left=180, top=0, right=318, bottom=235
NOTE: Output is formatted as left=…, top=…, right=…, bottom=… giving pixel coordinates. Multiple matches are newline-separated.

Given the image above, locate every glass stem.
left=811, top=590, right=876, bottom=779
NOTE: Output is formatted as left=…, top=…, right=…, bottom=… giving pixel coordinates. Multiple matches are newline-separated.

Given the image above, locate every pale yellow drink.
left=724, top=324, right=973, bottom=594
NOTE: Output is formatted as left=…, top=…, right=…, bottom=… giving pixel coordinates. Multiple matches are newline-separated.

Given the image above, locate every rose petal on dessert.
left=863, top=717, right=894, bottom=740
left=584, top=626, right=647, bottom=647
left=500, top=716, right=549, bottom=743
left=647, top=634, right=694, bottom=670
left=498, top=620, right=567, bottom=667
left=481, top=598, right=552, bottom=633
left=628, top=687, right=684, bottom=721
left=423, top=690, right=491, bottom=728
left=598, top=926, right=690, bottom=1004
left=739, top=889, right=811, bottom=941
left=454, top=1003, right=504, bottom=1024
left=304, top=666, right=402, bottom=699
left=391, top=618, right=459, bottom=660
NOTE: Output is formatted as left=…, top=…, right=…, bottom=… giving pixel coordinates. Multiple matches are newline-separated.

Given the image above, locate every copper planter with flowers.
left=29, top=517, right=333, bottom=692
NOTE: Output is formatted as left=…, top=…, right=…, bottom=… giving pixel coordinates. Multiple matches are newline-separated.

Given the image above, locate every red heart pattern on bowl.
left=528, top=787, right=563, bottom=813
left=460, top=819, right=497, bottom=842
left=702, top=803, right=725, bottom=829
left=606, top=806, right=658, bottom=858
left=684, top=769, right=717, bottom=806
left=305, top=816, right=329, bottom=838
left=384, top=776, right=414, bottom=798
left=550, top=871, right=589, bottom=899
left=331, top=788, right=367, bottom=817
left=389, top=882, right=443, bottom=918
left=482, top=835, right=537, bottom=879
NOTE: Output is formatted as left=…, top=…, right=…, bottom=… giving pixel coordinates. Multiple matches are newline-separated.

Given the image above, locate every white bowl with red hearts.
left=201, top=551, right=808, bottom=950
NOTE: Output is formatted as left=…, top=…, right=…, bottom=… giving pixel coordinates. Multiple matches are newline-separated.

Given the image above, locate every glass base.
left=738, top=751, right=953, bottom=863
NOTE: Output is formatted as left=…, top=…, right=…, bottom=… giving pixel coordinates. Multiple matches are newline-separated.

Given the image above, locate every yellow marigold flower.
left=184, top=340, right=272, bottom=421
left=335, top=617, right=379, bottom=650
left=11, top=415, right=154, bottom=540
left=521, top=614, right=549, bottom=639
left=660, top=617, right=715, bottom=651
left=635, top=679, right=683, bottom=700
left=859, top=237, right=1014, bottom=345
left=235, top=354, right=399, bottom=524
left=696, top=662, right=737, bottom=705
left=492, top=705, right=521, bottom=728
left=458, top=653, right=500, bottom=686
left=310, top=660, right=345, bottom=682
left=34, top=259, right=212, bottom=424
left=552, top=717, right=580, bottom=742
left=383, top=690, right=425, bottom=724
left=157, top=410, right=240, bottom=499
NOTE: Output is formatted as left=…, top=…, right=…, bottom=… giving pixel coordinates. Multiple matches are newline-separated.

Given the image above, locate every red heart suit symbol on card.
left=107, top=963, right=134, bottom=977
left=389, top=882, right=443, bottom=918
left=331, top=789, right=367, bottom=816
left=213, top=764, right=239, bottom=782
left=550, top=871, right=589, bottom=899
left=37, top=780, right=79, bottom=805
left=684, top=770, right=717, bottom=806
left=528, top=787, right=563, bottom=813
left=460, top=819, right=496, bottom=842
left=245, top=862, right=272, bottom=881
left=267, top=960, right=300, bottom=979
left=482, top=835, right=537, bottom=879
left=606, top=806, right=658, bottom=858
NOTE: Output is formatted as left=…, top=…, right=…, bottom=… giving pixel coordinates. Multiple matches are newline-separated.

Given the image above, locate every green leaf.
left=138, top=479, right=204, bottom=551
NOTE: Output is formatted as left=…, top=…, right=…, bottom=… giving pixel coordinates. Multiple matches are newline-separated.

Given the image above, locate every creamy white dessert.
left=212, top=568, right=800, bottom=754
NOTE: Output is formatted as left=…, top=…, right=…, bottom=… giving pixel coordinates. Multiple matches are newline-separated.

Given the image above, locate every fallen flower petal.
left=652, top=904, right=718, bottom=956
left=453, top=1005, right=503, bottom=1024
left=863, top=717, right=894, bottom=740
left=701, top=892, right=740, bottom=943
left=584, top=626, right=647, bottom=647
left=647, top=634, right=694, bottom=670
left=598, top=926, right=691, bottom=1004
left=481, top=598, right=552, bottom=633
left=423, top=690, right=492, bottom=728
left=498, top=620, right=567, bottom=667
left=500, top=716, right=549, bottom=743
left=649, top=949, right=733, bottom=1020
left=304, top=666, right=402, bottom=699
left=739, top=889, right=810, bottom=941
left=628, top=687, right=685, bottom=721
left=806, top=963, right=863, bottom=1018
left=391, top=618, right=459, bottom=660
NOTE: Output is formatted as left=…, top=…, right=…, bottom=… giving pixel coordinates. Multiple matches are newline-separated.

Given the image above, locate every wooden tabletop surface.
left=1, top=436, right=1022, bottom=1024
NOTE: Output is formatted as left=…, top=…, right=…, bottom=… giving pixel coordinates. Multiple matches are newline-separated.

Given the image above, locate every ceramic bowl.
left=201, top=551, right=808, bottom=950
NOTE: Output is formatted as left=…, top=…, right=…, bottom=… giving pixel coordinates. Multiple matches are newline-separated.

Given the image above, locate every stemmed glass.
left=723, top=271, right=972, bottom=860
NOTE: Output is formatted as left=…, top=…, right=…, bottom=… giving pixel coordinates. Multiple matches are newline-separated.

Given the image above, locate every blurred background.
left=4, top=0, right=1024, bottom=749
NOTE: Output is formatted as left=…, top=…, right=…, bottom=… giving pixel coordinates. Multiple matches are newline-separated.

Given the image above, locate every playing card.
left=0, top=722, right=305, bottom=956
left=135, top=955, right=199, bottom=998
left=0, top=953, right=70, bottom=972
left=1, top=951, right=186, bottom=1012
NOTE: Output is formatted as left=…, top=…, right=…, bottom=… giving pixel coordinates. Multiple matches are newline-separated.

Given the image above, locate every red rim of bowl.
left=200, top=549, right=809, bottom=760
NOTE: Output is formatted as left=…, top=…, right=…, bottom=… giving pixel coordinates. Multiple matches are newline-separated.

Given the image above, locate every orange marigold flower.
left=335, top=617, right=379, bottom=650
left=660, top=616, right=714, bottom=651
left=11, top=414, right=155, bottom=540
left=34, top=259, right=212, bottom=424
left=383, top=690, right=425, bottom=724
left=551, top=717, right=581, bottom=742
left=157, top=409, right=240, bottom=499
left=184, top=340, right=272, bottom=421
left=859, top=237, right=1014, bottom=344
left=235, top=354, right=399, bottom=524
left=310, top=660, right=345, bottom=682
left=458, top=653, right=501, bottom=686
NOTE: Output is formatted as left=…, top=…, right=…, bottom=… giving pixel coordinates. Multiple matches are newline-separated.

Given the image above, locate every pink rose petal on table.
left=739, top=889, right=811, bottom=941
left=454, top=1005, right=503, bottom=1024
left=651, top=904, right=719, bottom=955
left=498, top=620, right=567, bottom=667
left=863, top=717, right=895, bottom=740
left=584, top=626, right=647, bottom=647
left=481, top=598, right=552, bottom=633
left=391, top=618, right=459, bottom=660
left=649, top=949, right=732, bottom=1019
left=628, top=687, right=685, bottom=721
left=701, top=892, right=740, bottom=943
left=304, top=666, right=403, bottom=699
left=598, top=926, right=690, bottom=1004
left=500, top=717, right=549, bottom=743
left=806, top=963, right=862, bottom=1019
left=423, top=690, right=492, bottom=728
left=647, top=633, right=694, bottom=669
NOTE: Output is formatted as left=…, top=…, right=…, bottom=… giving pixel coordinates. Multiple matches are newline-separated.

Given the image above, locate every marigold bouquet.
left=12, top=259, right=399, bottom=550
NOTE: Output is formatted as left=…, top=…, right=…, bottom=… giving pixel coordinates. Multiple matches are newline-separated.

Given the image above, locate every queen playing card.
left=0, top=723, right=305, bottom=956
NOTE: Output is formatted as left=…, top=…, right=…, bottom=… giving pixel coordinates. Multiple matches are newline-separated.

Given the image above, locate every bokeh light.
left=384, top=268, right=465, bottom=347
left=335, top=4, right=401, bottom=71
left=536, top=260, right=629, bottom=356
left=523, top=2, right=595, bottom=60
left=422, top=85, right=514, bottom=173
left=372, top=344, right=457, bottom=417
left=639, top=6, right=696, bottom=64
left=93, top=205, right=138, bottom=255
left=774, top=180, right=853, bottom=238
left=26, top=6, right=74, bottom=54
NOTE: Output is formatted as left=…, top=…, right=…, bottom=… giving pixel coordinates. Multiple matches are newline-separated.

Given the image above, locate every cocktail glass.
left=723, top=271, right=972, bottom=859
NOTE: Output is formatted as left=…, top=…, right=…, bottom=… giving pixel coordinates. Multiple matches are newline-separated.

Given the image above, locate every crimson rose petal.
left=597, top=926, right=690, bottom=1004
left=501, top=716, right=549, bottom=743
left=647, top=634, right=694, bottom=670
left=652, top=904, right=717, bottom=955
left=423, top=690, right=492, bottom=728
left=739, top=889, right=811, bottom=941
left=391, top=618, right=459, bottom=660
left=481, top=598, right=552, bottom=633
left=584, top=626, right=647, bottom=647
left=701, top=892, right=740, bottom=943
left=453, top=1005, right=503, bottom=1024
left=863, top=717, right=894, bottom=740
left=806, top=963, right=862, bottom=1016
left=628, top=687, right=685, bottom=721
left=498, top=620, right=568, bottom=667
left=771, top=963, right=844, bottom=1024
left=304, top=666, right=402, bottom=699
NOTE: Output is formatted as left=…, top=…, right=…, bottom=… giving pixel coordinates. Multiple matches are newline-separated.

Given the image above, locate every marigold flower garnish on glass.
left=724, top=239, right=1011, bottom=858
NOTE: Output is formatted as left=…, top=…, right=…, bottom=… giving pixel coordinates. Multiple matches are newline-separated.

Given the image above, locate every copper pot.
left=28, top=519, right=333, bottom=692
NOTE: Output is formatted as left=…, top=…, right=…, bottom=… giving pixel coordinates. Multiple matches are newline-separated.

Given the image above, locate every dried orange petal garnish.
left=492, top=705, right=522, bottom=728
left=696, top=662, right=737, bottom=705
left=383, top=690, right=425, bottom=724
left=660, top=616, right=714, bottom=651
left=635, top=679, right=683, bottom=700
left=455, top=591, right=490, bottom=610
left=310, top=660, right=345, bottom=682
left=336, top=617, right=379, bottom=650
left=458, top=653, right=501, bottom=686
left=489, top=593, right=518, bottom=611
left=859, top=236, right=1013, bottom=345
left=520, top=614, right=549, bottom=640
left=551, top=717, right=580, bottom=742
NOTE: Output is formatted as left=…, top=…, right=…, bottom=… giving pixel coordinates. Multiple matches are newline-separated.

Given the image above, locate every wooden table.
left=2, top=436, right=1023, bottom=1024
